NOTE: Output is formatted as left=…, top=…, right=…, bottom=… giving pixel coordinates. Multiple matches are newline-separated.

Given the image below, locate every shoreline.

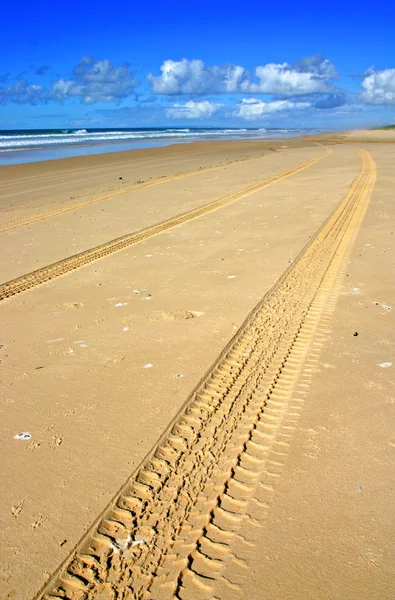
left=3, top=126, right=393, bottom=169
left=0, top=129, right=323, bottom=167
left=0, top=138, right=282, bottom=177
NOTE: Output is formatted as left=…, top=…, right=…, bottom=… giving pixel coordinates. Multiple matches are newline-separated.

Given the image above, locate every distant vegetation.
left=375, top=124, right=395, bottom=129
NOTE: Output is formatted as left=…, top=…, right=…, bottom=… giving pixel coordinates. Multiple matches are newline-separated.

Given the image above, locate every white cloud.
left=166, top=100, right=222, bottom=119
left=148, top=55, right=336, bottom=96
left=1, top=54, right=341, bottom=108
left=222, top=65, right=250, bottom=92
left=247, top=63, right=333, bottom=95
left=148, top=59, right=222, bottom=94
left=234, top=98, right=310, bottom=120
left=359, top=68, right=395, bottom=105
left=50, top=57, right=138, bottom=104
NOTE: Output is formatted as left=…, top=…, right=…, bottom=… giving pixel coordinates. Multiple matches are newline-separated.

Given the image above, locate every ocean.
left=0, top=127, right=321, bottom=166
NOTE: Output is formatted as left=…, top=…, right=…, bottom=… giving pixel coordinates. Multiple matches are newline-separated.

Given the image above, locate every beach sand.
left=313, top=127, right=395, bottom=143
left=0, top=136, right=393, bottom=599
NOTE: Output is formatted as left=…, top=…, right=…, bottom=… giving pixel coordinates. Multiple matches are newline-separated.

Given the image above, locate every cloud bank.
left=50, top=57, right=138, bottom=104
left=148, top=54, right=337, bottom=96
left=0, top=57, right=138, bottom=105
left=0, top=79, right=46, bottom=105
left=1, top=54, right=394, bottom=126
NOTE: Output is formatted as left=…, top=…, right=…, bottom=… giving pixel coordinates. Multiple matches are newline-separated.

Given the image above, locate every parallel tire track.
left=0, top=147, right=331, bottom=302
left=37, top=149, right=376, bottom=600
left=0, top=150, right=275, bottom=233
left=0, top=143, right=223, bottom=196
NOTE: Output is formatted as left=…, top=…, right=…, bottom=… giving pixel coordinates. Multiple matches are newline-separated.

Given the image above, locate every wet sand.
left=0, top=137, right=393, bottom=599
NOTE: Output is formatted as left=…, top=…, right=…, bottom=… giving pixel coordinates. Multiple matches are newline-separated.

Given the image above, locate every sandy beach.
left=0, top=135, right=393, bottom=600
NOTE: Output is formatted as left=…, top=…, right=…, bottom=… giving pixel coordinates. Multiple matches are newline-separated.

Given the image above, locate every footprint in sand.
left=31, top=514, right=46, bottom=529
left=11, top=501, right=25, bottom=518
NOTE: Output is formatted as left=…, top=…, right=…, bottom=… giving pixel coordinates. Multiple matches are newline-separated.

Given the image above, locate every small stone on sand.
left=14, top=432, right=32, bottom=440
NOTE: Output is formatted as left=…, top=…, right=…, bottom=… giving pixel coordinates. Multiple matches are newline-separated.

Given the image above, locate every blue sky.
left=1, top=0, right=395, bottom=129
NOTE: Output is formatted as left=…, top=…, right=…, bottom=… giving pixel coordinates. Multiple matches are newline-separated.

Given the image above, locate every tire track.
left=37, top=150, right=376, bottom=600
left=215, top=152, right=376, bottom=598
left=0, top=144, right=219, bottom=195
left=0, top=149, right=273, bottom=233
left=0, top=141, right=265, bottom=195
left=0, top=147, right=331, bottom=302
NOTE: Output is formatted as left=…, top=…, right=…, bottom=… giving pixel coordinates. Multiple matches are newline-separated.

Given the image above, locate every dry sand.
left=0, top=136, right=393, bottom=600
left=313, top=128, right=395, bottom=143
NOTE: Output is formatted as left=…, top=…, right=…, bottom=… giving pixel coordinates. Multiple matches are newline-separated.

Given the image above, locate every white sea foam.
left=0, top=127, right=320, bottom=152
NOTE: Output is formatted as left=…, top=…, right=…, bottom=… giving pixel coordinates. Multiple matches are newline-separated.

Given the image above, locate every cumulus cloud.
left=49, top=57, right=138, bottom=104
left=0, top=79, right=46, bottom=105
left=247, top=62, right=334, bottom=95
left=234, top=98, right=310, bottom=120
left=148, top=59, right=221, bottom=94
left=222, top=65, right=250, bottom=92
left=166, top=100, right=222, bottom=119
left=359, top=68, right=395, bottom=105
left=148, top=60, right=251, bottom=94
left=148, top=55, right=336, bottom=96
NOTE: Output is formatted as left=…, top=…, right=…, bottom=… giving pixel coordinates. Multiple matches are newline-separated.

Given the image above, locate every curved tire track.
left=0, top=147, right=331, bottom=302
left=36, top=150, right=376, bottom=599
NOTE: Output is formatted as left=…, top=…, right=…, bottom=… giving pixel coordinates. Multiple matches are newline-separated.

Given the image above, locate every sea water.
left=0, top=127, right=322, bottom=166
